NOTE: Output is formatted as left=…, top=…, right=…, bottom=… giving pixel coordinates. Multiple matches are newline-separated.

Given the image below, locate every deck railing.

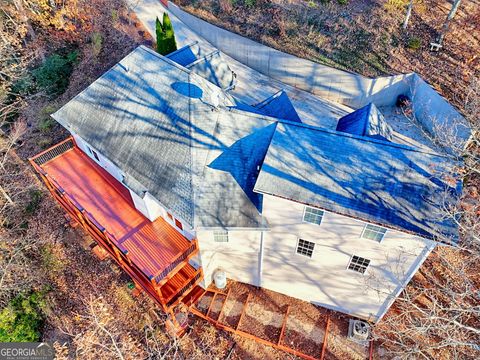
left=167, top=270, right=203, bottom=308
left=155, top=242, right=197, bottom=284
left=31, top=137, right=75, bottom=166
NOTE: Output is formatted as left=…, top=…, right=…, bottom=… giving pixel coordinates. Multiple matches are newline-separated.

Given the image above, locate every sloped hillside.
left=176, top=0, right=479, bottom=110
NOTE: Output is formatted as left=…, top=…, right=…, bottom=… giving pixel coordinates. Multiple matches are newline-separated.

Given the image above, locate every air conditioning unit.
left=348, top=319, right=370, bottom=343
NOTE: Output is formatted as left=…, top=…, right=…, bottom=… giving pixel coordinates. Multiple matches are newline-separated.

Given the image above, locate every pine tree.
left=163, top=13, right=177, bottom=54
left=155, top=14, right=177, bottom=56
left=155, top=17, right=167, bottom=55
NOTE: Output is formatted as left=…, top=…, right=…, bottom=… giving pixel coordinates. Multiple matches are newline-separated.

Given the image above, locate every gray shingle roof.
left=52, top=46, right=233, bottom=227
left=186, top=50, right=236, bottom=90
left=254, top=122, right=460, bottom=242
left=52, top=46, right=267, bottom=229
left=230, top=90, right=301, bottom=122
left=253, top=90, right=301, bottom=122
left=195, top=111, right=276, bottom=228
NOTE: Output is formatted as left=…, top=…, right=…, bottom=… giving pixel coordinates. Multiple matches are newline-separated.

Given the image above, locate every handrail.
left=29, top=140, right=204, bottom=312
left=29, top=137, right=75, bottom=166
left=167, top=271, right=202, bottom=308
left=164, top=266, right=203, bottom=305
left=154, top=242, right=197, bottom=283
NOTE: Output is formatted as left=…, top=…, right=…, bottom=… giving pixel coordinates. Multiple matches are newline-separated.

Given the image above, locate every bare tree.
left=61, top=295, right=146, bottom=359
left=403, top=0, right=414, bottom=29
left=371, top=77, right=480, bottom=359
left=436, top=0, right=463, bottom=47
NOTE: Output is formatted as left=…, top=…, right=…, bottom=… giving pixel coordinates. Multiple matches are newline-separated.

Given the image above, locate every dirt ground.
left=192, top=281, right=371, bottom=360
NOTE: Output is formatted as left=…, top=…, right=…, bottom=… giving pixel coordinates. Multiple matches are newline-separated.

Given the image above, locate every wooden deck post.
left=278, top=305, right=290, bottom=346
left=320, top=316, right=331, bottom=360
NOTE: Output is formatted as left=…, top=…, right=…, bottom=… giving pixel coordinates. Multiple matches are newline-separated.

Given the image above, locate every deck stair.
left=184, top=284, right=376, bottom=360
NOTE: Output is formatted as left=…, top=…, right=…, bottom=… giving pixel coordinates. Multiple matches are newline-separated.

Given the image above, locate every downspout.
left=258, top=231, right=265, bottom=287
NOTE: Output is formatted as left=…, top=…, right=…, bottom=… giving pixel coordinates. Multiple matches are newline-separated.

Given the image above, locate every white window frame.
left=213, top=230, right=229, bottom=243
left=87, top=146, right=100, bottom=162
left=361, top=224, right=387, bottom=242
left=302, top=206, right=324, bottom=226
left=295, top=238, right=315, bottom=258
left=347, top=255, right=371, bottom=274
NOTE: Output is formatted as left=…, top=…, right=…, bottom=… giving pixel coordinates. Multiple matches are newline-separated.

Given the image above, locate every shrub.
left=32, top=50, right=78, bottom=97
left=407, top=37, right=422, bottom=50
left=10, top=74, right=36, bottom=97
left=25, top=190, right=43, bottom=215
left=3, top=75, right=35, bottom=122
left=41, top=245, right=66, bottom=274
left=91, top=32, right=103, bottom=57
left=244, top=0, right=256, bottom=7
left=37, top=117, right=55, bottom=132
left=337, top=0, right=348, bottom=4
left=0, top=292, right=46, bottom=342
left=37, top=105, right=57, bottom=133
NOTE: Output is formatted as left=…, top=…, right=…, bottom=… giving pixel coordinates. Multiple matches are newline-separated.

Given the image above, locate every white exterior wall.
left=129, top=189, right=150, bottom=219
left=195, top=194, right=435, bottom=322
left=72, top=132, right=124, bottom=182
left=261, top=194, right=435, bottom=322
left=196, top=230, right=262, bottom=287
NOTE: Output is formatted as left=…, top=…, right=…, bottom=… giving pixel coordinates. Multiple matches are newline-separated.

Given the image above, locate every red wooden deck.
left=42, top=146, right=191, bottom=280
left=30, top=138, right=203, bottom=315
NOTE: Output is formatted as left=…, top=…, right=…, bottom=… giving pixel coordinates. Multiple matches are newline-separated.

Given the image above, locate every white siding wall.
left=129, top=189, right=150, bottom=219
left=127, top=189, right=195, bottom=238
left=72, top=132, right=124, bottom=182
left=261, top=194, right=435, bottom=321
left=196, top=230, right=262, bottom=288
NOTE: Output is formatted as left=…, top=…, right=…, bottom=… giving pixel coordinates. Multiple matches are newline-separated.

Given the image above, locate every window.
left=303, top=206, right=324, bottom=225
left=296, top=239, right=315, bottom=258
left=348, top=255, right=371, bottom=274
left=174, top=218, right=183, bottom=230
left=213, top=231, right=229, bottom=243
left=361, top=224, right=387, bottom=242
left=88, top=147, right=100, bottom=162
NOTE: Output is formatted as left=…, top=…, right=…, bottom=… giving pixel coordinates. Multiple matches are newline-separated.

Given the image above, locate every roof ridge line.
left=53, top=46, right=192, bottom=125
left=137, top=45, right=193, bottom=74
left=226, top=106, right=449, bottom=158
